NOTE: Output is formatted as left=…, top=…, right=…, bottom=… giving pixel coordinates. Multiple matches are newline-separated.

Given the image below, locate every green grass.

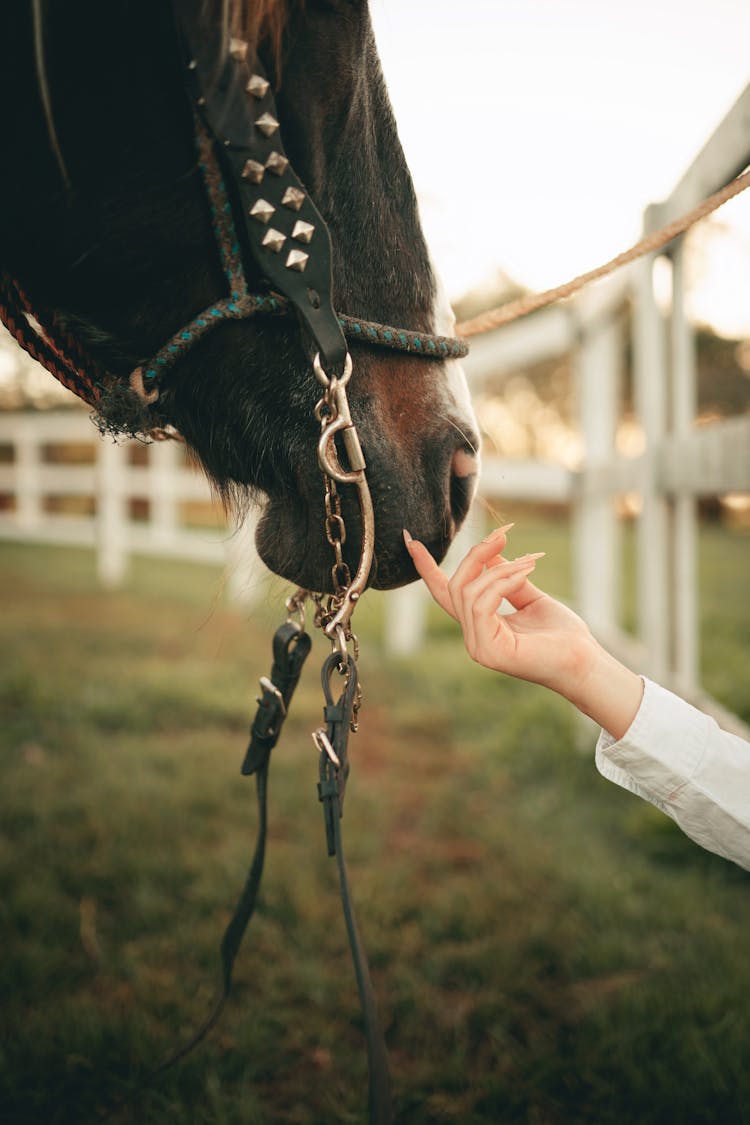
left=0, top=528, right=749, bottom=1125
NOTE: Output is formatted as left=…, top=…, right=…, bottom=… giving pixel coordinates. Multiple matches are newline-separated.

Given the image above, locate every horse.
left=0, top=0, right=480, bottom=594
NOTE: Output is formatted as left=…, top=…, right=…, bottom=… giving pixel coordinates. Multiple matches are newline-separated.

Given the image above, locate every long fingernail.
left=484, top=522, right=514, bottom=542
left=403, top=528, right=413, bottom=548
left=513, top=551, right=545, bottom=562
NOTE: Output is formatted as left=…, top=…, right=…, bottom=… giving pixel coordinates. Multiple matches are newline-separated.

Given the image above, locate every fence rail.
left=0, top=410, right=263, bottom=602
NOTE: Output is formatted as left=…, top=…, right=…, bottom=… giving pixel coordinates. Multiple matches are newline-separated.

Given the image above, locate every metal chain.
left=324, top=478, right=352, bottom=595
left=311, top=350, right=375, bottom=730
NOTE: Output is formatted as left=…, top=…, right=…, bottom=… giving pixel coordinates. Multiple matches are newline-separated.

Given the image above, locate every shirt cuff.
left=595, top=677, right=713, bottom=809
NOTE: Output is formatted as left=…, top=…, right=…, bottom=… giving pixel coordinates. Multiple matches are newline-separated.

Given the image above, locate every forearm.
left=555, top=639, right=644, bottom=740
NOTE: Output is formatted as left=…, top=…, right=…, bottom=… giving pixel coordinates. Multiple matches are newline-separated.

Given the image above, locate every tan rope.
left=456, top=166, right=750, bottom=338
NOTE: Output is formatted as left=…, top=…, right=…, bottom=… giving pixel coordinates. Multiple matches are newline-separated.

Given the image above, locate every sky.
left=369, top=0, right=750, bottom=337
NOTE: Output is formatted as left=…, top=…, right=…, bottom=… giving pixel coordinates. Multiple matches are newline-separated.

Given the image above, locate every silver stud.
left=187, top=59, right=197, bottom=70
left=249, top=199, right=275, bottom=224
left=291, top=220, right=315, bottom=244
left=286, top=249, right=309, bottom=272
left=281, top=186, right=305, bottom=211
left=265, top=151, right=289, bottom=176
left=246, top=73, right=270, bottom=99
left=262, top=228, right=286, bottom=252
left=229, top=38, right=249, bottom=62
left=255, top=112, right=279, bottom=137
left=241, top=159, right=265, bottom=184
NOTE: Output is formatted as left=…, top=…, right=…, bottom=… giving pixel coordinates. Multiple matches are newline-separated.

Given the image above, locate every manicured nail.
left=513, top=551, right=545, bottom=563
left=403, top=528, right=413, bottom=547
left=483, top=522, right=514, bottom=542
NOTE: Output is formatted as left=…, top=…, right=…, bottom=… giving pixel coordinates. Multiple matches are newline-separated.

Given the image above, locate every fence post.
left=670, top=238, right=699, bottom=694
left=384, top=582, right=428, bottom=655
left=632, top=249, right=669, bottom=681
left=15, top=415, right=43, bottom=532
left=225, top=509, right=265, bottom=605
left=149, top=440, right=180, bottom=549
left=97, top=439, right=128, bottom=587
left=574, top=307, right=621, bottom=636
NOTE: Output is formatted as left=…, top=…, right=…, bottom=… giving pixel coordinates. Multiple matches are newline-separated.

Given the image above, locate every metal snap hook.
left=331, top=623, right=349, bottom=661
left=313, top=350, right=352, bottom=389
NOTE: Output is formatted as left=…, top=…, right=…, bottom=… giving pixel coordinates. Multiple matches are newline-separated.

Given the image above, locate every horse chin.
left=254, top=474, right=476, bottom=594
left=254, top=493, right=332, bottom=593
left=254, top=506, right=428, bottom=593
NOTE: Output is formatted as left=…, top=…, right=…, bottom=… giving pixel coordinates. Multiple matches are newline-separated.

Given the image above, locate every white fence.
left=0, top=409, right=263, bottom=602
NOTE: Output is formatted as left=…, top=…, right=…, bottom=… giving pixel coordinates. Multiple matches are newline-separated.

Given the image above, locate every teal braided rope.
left=137, top=123, right=468, bottom=392
left=196, top=124, right=247, bottom=301
left=141, top=299, right=468, bottom=386
left=337, top=314, right=468, bottom=359
left=140, top=293, right=286, bottom=384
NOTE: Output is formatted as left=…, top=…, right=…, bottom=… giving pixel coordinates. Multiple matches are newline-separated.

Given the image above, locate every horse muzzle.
left=254, top=406, right=480, bottom=592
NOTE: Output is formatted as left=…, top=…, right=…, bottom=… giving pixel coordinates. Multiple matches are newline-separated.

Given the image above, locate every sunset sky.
left=370, top=0, right=750, bottom=337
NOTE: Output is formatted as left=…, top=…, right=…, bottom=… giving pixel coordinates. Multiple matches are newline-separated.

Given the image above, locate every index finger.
left=404, top=532, right=457, bottom=618
left=404, top=525, right=514, bottom=620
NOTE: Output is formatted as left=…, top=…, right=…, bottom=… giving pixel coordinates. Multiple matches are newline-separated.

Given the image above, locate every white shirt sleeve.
left=595, top=678, right=750, bottom=871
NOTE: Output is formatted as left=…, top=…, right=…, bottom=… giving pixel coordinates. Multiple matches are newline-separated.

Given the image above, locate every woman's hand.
left=404, top=525, right=644, bottom=739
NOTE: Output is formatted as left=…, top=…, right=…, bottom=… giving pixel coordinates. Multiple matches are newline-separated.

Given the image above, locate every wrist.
left=557, top=638, right=644, bottom=740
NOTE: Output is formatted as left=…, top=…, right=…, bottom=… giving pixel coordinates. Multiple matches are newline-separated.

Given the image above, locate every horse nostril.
left=449, top=442, right=480, bottom=528
left=451, top=446, right=478, bottom=479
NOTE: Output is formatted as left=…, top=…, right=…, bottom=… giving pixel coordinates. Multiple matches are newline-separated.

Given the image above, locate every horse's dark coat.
left=1, top=0, right=479, bottom=590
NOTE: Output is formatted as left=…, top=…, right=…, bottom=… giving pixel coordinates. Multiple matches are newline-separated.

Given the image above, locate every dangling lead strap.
left=219, top=621, right=312, bottom=984
left=317, top=654, right=393, bottom=1125
left=154, top=620, right=311, bottom=1074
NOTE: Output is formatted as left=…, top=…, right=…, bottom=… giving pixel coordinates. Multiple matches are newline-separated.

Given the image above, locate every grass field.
left=1, top=520, right=749, bottom=1125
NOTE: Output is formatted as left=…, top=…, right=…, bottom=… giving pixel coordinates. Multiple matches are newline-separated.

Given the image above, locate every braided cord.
left=196, top=124, right=248, bottom=299
left=0, top=275, right=102, bottom=406
left=337, top=314, right=467, bottom=359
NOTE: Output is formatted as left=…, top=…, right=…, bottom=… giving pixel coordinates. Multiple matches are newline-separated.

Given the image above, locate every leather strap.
left=241, top=621, right=312, bottom=775
left=317, top=653, right=393, bottom=1124
left=177, top=7, right=349, bottom=373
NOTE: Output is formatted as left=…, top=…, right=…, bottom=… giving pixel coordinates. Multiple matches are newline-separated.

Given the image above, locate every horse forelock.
left=226, top=0, right=302, bottom=72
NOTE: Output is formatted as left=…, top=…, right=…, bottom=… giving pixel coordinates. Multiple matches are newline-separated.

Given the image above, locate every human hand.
left=404, top=524, right=597, bottom=696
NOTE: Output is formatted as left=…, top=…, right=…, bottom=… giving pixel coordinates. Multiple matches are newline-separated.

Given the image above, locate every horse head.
left=1, top=0, right=479, bottom=592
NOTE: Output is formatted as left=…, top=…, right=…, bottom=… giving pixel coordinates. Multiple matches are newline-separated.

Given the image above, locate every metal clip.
left=312, top=727, right=341, bottom=767
left=313, top=350, right=352, bottom=390
left=330, top=624, right=349, bottom=661
left=257, top=676, right=286, bottom=718
left=285, top=588, right=308, bottom=632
